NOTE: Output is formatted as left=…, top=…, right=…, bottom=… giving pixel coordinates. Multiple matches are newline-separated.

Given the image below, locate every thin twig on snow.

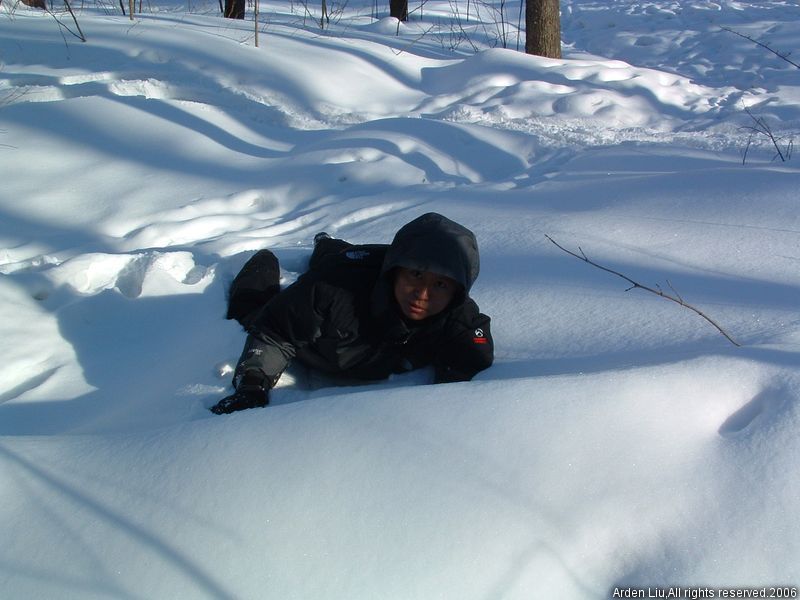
left=740, top=104, right=793, bottom=163
left=720, top=26, right=800, bottom=69
left=545, top=235, right=741, bottom=347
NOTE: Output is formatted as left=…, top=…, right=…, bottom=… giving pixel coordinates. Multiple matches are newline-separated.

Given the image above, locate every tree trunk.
left=525, top=0, right=561, bottom=58
left=390, top=0, right=407, bottom=21
left=224, top=0, right=245, bottom=19
left=321, top=0, right=329, bottom=28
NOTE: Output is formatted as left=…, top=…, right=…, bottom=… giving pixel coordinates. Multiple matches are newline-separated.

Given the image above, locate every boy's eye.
left=411, top=270, right=423, bottom=279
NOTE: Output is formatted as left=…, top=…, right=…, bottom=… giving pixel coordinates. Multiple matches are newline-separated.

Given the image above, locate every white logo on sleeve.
left=473, top=328, right=487, bottom=344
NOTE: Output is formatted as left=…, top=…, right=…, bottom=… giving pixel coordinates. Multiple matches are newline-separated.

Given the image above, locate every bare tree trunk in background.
left=224, top=0, right=245, bottom=18
left=321, top=0, right=329, bottom=27
left=254, top=0, right=259, bottom=46
left=390, top=0, right=407, bottom=21
left=526, top=0, right=561, bottom=58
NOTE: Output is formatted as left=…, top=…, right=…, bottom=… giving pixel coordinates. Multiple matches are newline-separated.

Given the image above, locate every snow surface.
left=1, top=0, right=799, bottom=597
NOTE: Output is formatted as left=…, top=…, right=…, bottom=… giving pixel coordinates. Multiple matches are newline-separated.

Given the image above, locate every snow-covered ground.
left=1, top=0, right=799, bottom=597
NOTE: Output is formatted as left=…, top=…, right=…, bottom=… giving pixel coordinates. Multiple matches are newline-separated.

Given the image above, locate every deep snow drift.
left=1, top=0, right=799, bottom=598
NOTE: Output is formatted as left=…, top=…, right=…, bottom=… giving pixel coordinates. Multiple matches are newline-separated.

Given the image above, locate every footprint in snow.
left=718, top=385, right=793, bottom=437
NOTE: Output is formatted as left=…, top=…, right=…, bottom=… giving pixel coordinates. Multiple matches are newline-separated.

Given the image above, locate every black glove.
left=210, top=371, right=269, bottom=415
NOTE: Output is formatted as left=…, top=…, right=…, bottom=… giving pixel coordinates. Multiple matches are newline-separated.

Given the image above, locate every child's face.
left=393, top=267, right=458, bottom=321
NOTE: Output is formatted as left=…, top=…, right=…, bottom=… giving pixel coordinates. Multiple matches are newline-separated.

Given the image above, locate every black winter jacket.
left=237, top=213, right=494, bottom=387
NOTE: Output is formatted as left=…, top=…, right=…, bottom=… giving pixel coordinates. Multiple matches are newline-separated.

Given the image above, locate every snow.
left=1, top=0, right=799, bottom=597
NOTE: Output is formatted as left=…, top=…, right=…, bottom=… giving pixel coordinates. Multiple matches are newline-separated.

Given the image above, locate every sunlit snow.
left=1, top=0, right=799, bottom=597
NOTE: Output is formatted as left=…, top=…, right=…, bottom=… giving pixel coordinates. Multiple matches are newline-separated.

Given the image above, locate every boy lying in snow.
left=211, top=213, right=494, bottom=414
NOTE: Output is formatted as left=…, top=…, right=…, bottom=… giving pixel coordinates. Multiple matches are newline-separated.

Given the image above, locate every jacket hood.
left=381, top=213, right=480, bottom=292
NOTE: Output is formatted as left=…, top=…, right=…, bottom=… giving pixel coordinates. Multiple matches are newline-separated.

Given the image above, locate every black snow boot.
left=210, top=372, right=269, bottom=415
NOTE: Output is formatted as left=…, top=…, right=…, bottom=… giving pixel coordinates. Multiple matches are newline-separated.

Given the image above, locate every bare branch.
left=62, top=0, right=86, bottom=40
left=545, top=235, right=741, bottom=347
left=43, top=0, right=86, bottom=42
left=389, top=24, right=436, bottom=56
left=739, top=103, right=793, bottom=163
left=666, top=279, right=684, bottom=304
left=721, top=26, right=800, bottom=69
left=741, top=134, right=753, bottom=165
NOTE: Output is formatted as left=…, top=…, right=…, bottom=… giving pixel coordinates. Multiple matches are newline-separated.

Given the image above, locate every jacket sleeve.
left=433, top=299, right=494, bottom=384
left=235, top=276, right=330, bottom=388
